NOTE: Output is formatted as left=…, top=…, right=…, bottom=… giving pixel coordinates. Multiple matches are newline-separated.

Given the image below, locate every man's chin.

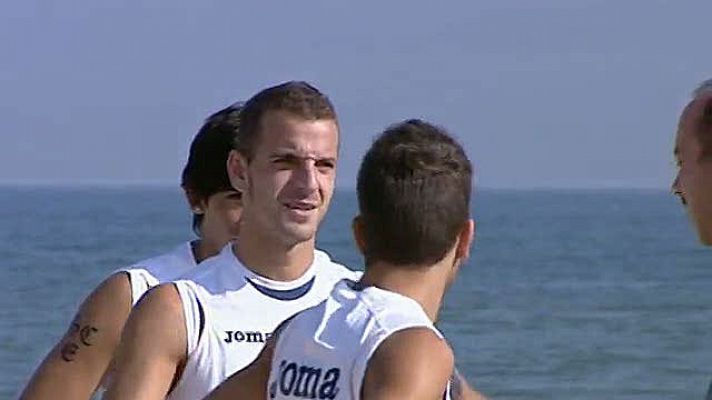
left=689, top=208, right=712, bottom=245
left=279, top=224, right=317, bottom=247
left=694, top=221, right=712, bottom=246
left=698, top=231, right=712, bottom=247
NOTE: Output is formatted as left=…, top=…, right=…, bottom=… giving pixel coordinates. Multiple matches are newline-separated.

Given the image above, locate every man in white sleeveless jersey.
left=105, top=81, right=360, bottom=400
left=207, top=119, right=487, bottom=399
left=19, top=104, right=244, bottom=400
left=672, top=79, right=712, bottom=399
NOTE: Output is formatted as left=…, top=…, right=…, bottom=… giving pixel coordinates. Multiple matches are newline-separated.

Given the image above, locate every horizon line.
left=0, top=179, right=671, bottom=191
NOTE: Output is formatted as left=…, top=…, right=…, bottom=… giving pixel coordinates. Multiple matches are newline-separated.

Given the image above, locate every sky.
left=1, top=0, right=711, bottom=189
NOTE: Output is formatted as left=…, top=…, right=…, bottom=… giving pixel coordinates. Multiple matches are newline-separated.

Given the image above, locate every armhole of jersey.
left=120, top=270, right=143, bottom=306
left=443, top=378, right=453, bottom=400
left=197, top=296, right=205, bottom=343
left=120, top=269, right=157, bottom=307
left=119, top=271, right=136, bottom=306
left=122, top=270, right=133, bottom=296
left=351, top=322, right=439, bottom=399
left=173, top=281, right=204, bottom=356
left=443, top=366, right=464, bottom=400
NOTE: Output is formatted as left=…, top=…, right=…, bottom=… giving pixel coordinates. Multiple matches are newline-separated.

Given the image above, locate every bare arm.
left=19, top=273, right=132, bottom=400
left=361, top=328, right=454, bottom=400
left=204, top=336, right=275, bottom=400
left=104, top=283, right=187, bottom=400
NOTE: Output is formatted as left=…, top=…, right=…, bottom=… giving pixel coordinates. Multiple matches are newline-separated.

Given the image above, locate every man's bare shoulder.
left=362, top=327, right=454, bottom=400
left=112, top=282, right=187, bottom=363
left=103, top=283, right=187, bottom=400
left=129, top=282, right=185, bottom=327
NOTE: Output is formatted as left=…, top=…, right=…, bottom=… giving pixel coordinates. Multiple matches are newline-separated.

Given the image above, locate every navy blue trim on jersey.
left=244, top=276, right=315, bottom=301
left=347, top=279, right=364, bottom=291
left=197, top=296, right=206, bottom=341
left=443, top=379, right=453, bottom=400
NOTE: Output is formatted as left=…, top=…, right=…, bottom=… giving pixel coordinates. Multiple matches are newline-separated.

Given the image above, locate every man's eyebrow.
left=269, top=151, right=336, bottom=163
left=269, top=151, right=299, bottom=158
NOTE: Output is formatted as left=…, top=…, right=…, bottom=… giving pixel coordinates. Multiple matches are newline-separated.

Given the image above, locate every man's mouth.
left=283, top=201, right=318, bottom=211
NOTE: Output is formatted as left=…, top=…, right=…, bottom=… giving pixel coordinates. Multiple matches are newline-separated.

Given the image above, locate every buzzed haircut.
left=234, top=81, right=337, bottom=160
left=357, top=119, right=473, bottom=266
left=691, top=80, right=712, bottom=159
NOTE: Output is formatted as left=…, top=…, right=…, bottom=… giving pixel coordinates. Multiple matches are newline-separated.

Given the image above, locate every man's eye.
left=316, top=161, right=335, bottom=170
left=273, top=158, right=295, bottom=167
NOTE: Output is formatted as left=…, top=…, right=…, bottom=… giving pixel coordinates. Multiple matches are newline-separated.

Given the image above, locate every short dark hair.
left=690, top=80, right=712, bottom=160
left=234, top=81, right=337, bottom=160
left=357, top=119, right=473, bottom=266
left=181, top=103, right=242, bottom=234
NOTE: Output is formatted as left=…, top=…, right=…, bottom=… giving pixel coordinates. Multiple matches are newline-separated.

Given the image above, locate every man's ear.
left=455, top=219, right=475, bottom=262
left=227, top=150, right=249, bottom=193
left=352, top=215, right=367, bottom=255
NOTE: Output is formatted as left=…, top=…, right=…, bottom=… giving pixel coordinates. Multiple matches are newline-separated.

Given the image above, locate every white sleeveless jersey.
left=267, top=279, right=453, bottom=400
left=115, top=241, right=197, bottom=306
left=167, top=244, right=360, bottom=400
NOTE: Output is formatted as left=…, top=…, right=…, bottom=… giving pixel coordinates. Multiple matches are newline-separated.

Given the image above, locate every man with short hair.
left=673, top=79, right=712, bottom=246
left=104, top=81, right=359, bottom=400
left=207, top=119, right=487, bottom=399
left=672, top=80, right=712, bottom=399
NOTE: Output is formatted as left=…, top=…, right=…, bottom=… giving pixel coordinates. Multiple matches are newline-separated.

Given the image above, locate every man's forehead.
left=681, top=94, right=712, bottom=126
left=257, top=113, right=338, bottom=156
left=675, top=125, right=692, bottom=154
left=270, top=145, right=338, bottom=159
left=260, top=110, right=337, bottom=129
left=676, top=97, right=708, bottom=146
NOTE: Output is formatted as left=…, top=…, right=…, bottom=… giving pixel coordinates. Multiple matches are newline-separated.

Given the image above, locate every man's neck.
left=359, top=262, right=449, bottom=322
left=192, top=237, right=225, bottom=264
left=232, top=229, right=316, bottom=281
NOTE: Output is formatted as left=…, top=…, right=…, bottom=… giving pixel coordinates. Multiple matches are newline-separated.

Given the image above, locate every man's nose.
left=293, top=161, right=319, bottom=192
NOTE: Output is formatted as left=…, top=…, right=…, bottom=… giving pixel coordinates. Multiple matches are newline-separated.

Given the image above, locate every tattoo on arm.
left=59, top=315, right=100, bottom=363
left=80, top=326, right=99, bottom=346
left=61, top=342, right=80, bottom=362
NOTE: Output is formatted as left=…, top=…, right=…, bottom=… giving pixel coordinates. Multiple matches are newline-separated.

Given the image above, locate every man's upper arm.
left=104, top=283, right=187, bottom=400
left=20, top=272, right=132, bottom=400
left=361, top=327, right=454, bottom=400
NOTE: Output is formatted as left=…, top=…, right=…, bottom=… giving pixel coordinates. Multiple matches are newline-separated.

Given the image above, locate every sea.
left=1, top=186, right=711, bottom=399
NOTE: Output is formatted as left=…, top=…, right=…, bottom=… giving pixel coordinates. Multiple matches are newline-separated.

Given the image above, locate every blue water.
left=2, top=187, right=711, bottom=399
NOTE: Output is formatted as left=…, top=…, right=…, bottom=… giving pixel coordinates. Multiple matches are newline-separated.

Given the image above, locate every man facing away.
left=207, top=119, right=487, bottom=399
left=104, top=81, right=360, bottom=400
left=672, top=79, right=712, bottom=399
